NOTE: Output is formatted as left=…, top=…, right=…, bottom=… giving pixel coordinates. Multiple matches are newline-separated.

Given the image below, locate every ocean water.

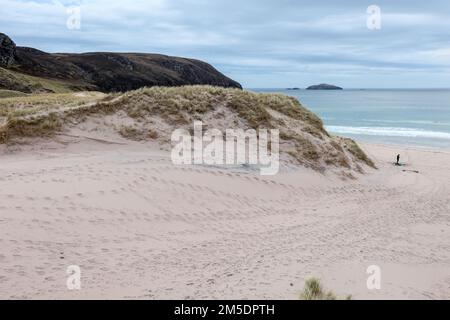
left=251, top=89, right=450, bottom=149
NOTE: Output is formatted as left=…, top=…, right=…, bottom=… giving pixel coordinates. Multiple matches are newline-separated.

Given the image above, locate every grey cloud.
left=1, top=0, right=450, bottom=88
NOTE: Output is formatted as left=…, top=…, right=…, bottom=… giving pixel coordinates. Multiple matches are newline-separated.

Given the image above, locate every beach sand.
left=0, top=139, right=449, bottom=299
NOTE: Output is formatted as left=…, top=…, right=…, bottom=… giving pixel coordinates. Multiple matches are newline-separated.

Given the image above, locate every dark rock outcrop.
left=0, top=33, right=17, bottom=68
left=0, top=33, right=242, bottom=92
left=306, top=84, right=343, bottom=90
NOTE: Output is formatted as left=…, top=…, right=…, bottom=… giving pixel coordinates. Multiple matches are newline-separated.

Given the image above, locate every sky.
left=1, top=0, right=450, bottom=88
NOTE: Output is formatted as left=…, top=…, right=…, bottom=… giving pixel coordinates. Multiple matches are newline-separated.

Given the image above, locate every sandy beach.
left=0, top=138, right=449, bottom=300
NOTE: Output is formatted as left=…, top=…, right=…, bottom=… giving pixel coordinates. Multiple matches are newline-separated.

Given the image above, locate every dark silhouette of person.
left=396, top=154, right=400, bottom=165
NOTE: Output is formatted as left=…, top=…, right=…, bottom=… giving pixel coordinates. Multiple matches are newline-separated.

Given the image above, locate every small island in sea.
left=306, top=83, right=343, bottom=90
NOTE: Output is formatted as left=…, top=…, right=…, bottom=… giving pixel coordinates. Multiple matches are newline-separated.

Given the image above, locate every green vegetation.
left=0, top=67, right=82, bottom=94
left=0, top=89, right=28, bottom=99
left=300, top=278, right=352, bottom=300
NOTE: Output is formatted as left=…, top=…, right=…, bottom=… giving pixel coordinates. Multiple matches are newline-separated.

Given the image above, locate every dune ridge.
left=0, top=86, right=374, bottom=176
left=0, top=85, right=449, bottom=300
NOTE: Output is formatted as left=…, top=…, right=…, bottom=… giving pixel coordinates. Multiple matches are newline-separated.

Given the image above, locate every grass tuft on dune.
left=0, top=92, right=106, bottom=143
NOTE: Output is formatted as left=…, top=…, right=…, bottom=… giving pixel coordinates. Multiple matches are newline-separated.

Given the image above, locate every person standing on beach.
left=396, top=154, right=400, bottom=165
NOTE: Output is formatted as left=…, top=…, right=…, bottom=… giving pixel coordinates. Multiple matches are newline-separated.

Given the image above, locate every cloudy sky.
left=2, top=0, right=450, bottom=88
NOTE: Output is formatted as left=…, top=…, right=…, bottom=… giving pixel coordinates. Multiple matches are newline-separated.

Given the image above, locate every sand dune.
left=0, top=138, right=449, bottom=300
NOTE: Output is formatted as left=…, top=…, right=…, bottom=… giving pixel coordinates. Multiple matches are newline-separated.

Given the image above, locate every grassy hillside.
left=1, top=32, right=241, bottom=93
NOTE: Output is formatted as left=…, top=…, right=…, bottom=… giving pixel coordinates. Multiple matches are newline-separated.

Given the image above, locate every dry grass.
left=0, top=112, right=62, bottom=143
left=0, top=85, right=374, bottom=174
left=0, top=67, right=79, bottom=94
left=103, top=86, right=326, bottom=133
left=108, top=86, right=224, bottom=124
left=340, top=137, right=376, bottom=168
left=300, top=278, right=352, bottom=300
left=0, top=92, right=105, bottom=118
left=147, top=129, right=159, bottom=139
left=118, top=126, right=160, bottom=141
left=0, top=92, right=106, bottom=143
left=118, top=125, right=145, bottom=141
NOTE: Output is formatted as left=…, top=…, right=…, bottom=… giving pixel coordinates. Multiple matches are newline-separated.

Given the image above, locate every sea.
left=251, top=89, right=450, bottom=150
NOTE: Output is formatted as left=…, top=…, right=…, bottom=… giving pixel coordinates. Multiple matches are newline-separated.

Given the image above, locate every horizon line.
left=246, top=87, right=450, bottom=90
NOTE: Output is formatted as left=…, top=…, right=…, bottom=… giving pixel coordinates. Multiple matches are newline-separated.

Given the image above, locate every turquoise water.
left=251, top=89, right=450, bottom=149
